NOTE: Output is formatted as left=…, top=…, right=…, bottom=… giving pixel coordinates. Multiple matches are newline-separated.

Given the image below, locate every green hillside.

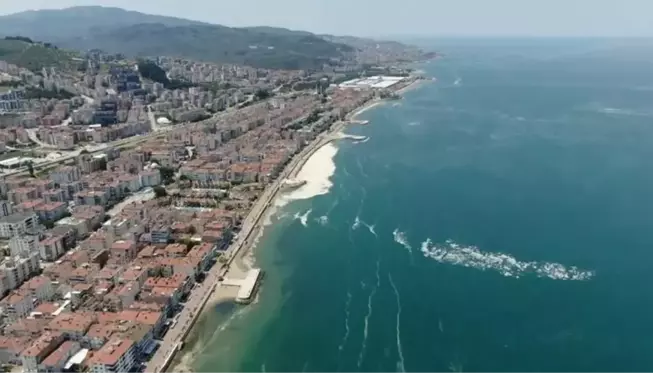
left=0, top=37, right=77, bottom=71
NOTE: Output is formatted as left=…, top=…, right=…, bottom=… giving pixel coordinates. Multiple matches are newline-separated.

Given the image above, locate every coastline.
left=160, top=77, right=425, bottom=373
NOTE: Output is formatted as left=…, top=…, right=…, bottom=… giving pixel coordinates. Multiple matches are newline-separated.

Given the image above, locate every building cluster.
left=0, top=84, right=371, bottom=371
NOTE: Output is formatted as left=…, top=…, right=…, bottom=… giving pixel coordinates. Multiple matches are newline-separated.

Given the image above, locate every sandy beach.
left=159, top=79, right=426, bottom=373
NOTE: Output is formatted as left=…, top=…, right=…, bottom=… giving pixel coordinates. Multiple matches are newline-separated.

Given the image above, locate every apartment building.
left=0, top=252, right=41, bottom=290
left=20, top=332, right=65, bottom=373
left=88, top=338, right=136, bottom=373
left=0, top=212, right=40, bottom=238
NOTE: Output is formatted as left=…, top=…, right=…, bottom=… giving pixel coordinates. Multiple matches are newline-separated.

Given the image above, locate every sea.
left=181, top=38, right=653, bottom=372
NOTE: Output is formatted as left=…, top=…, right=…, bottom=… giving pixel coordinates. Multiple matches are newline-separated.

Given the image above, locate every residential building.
left=9, top=234, right=39, bottom=256
left=0, top=212, right=40, bottom=238
left=0, top=200, right=12, bottom=216
left=41, top=341, right=81, bottom=373
left=0, top=252, right=41, bottom=290
left=88, top=338, right=136, bottom=373
left=20, top=332, right=64, bottom=373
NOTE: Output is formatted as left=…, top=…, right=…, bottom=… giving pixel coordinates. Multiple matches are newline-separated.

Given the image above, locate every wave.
left=353, top=137, right=370, bottom=144
left=338, top=290, right=352, bottom=352
left=363, top=222, right=377, bottom=237
left=392, top=229, right=413, bottom=254
left=407, top=121, right=421, bottom=126
left=316, top=215, right=328, bottom=226
left=275, top=143, right=339, bottom=209
left=352, top=216, right=361, bottom=230
left=294, top=209, right=312, bottom=227
left=388, top=274, right=406, bottom=372
left=596, top=107, right=653, bottom=117
left=357, top=259, right=380, bottom=368
left=453, top=78, right=462, bottom=86
left=420, top=238, right=594, bottom=280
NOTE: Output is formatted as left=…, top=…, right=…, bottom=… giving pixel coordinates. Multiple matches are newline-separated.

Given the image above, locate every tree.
left=26, top=161, right=35, bottom=177
left=153, top=186, right=167, bottom=198
left=254, top=89, right=271, bottom=101
left=159, top=166, right=175, bottom=184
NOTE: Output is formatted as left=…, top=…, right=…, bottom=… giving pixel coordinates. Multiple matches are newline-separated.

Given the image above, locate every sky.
left=1, top=0, right=652, bottom=37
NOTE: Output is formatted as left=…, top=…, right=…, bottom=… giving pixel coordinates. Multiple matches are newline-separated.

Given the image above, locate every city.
left=0, top=8, right=427, bottom=373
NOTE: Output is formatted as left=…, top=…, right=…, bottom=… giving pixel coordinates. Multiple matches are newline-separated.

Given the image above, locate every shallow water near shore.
left=189, top=39, right=653, bottom=372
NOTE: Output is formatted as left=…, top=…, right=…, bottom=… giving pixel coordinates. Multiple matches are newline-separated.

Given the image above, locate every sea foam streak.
left=338, top=290, right=352, bottom=352
left=388, top=274, right=406, bottom=372
left=357, top=260, right=380, bottom=368
left=392, top=229, right=412, bottom=254
left=294, top=209, right=312, bottom=227
left=352, top=216, right=361, bottom=230
left=420, top=239, right=594, bottom=280
left=363, top=222, right=377, bottom=237
left=275, top=143, right=338, bottom=208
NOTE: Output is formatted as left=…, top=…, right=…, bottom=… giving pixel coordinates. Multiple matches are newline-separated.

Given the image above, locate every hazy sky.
left=1, top=0, right=652, bottom=37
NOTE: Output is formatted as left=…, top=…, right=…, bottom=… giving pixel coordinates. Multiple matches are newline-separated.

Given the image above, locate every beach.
left=159, top=82, right=418, bottom=373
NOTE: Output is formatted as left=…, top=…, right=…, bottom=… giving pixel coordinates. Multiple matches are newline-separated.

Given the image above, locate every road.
left=144, top=113, right=349, bottom=373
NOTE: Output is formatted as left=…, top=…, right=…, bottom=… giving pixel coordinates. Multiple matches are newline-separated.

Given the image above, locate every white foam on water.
left=453, top=78, right=462, bottom=86
left=392, top=229, right=413, bottom=254
left=353, top=137, right=370, bottom=144
left=388, top=274, right=406, bottom=373
left=293, top=209, right=312, bottom=227
left=275, top=143, right=339, bottom=209
left=316, top=215, right=329, bottom=226
left=337, top=290, right=353, bottom=352
left=357, top=259, right=380, bottom=368
left=356, top=157, right=369, bottom=178
left=364, top=222, right=377, bottom=238
left=420, top=238, right=594, bottom=280
left=352, top=216, right=361, bottom=230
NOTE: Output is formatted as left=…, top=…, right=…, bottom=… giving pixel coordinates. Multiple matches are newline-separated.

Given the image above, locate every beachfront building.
left=88, top=338, right=136, bottom=373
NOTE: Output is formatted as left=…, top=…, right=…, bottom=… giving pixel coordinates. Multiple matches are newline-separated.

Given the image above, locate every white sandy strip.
left=275, top=143, right=339, bottom=209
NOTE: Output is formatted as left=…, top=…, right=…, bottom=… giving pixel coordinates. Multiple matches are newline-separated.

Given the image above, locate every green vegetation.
left=153, top=186, right=167, bottom=198
left=0, top=37, right=77, bottom=72
left=254, top=89, right=271, bottom=101
left=23, top=86, right=75, bottom=100
left=0, top=7, right=354, bottom=70
left=138, top=59, right=196, bottom=90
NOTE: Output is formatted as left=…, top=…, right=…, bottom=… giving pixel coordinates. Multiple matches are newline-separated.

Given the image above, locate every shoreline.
left=159, top=77, right=426, bottom=373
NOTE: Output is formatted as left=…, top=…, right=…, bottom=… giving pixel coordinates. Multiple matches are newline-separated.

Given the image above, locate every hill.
left=0, top=37, right=77, bottom=72
left=0, top=6, right=354, bottom=70
left=0, top=6, right=205, bottom=41
left=64, top=23, right=354, bottom=70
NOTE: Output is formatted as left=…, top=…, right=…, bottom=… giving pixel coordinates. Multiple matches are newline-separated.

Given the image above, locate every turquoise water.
left=191, top=39, right=653, bottom=372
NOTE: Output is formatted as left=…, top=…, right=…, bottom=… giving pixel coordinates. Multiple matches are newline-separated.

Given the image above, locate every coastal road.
left=144, top=117, right=348, bottom=373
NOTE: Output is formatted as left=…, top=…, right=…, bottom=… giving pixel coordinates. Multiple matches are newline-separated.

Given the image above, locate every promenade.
left=144, top=116, right=347, bottom=372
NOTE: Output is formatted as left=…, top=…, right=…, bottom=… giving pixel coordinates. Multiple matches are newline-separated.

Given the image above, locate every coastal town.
left=0, top=10, right=431, bottom=373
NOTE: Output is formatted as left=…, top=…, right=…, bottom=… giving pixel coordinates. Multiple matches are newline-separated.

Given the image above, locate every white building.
left=49, top=166, right=82, bottom=185
left=9, top=234, right=39, bottom=256
left=0, top=200, right=12, bottom=217
left=0, top=291, right=34, bottom=321
left=88, top=339, right=136, bottom=373
left=0, top=252, right=41, bottom=290
left=0, top=212, right=40, bottom=238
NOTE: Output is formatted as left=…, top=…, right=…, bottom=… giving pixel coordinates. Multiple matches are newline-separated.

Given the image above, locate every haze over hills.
left=0, top=6, right=424, bottom=70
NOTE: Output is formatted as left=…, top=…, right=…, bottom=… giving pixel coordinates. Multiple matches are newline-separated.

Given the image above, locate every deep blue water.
left=190, top=39, right=653, bottom=372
